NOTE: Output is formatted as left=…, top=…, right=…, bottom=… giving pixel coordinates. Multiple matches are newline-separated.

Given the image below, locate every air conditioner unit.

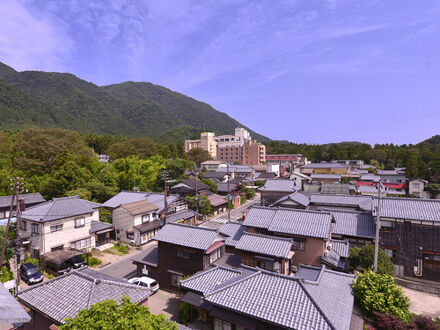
left=328, top=243, right=332, bottom=249
left=291, top=265, right=298, bottom=273
left=324, top=250, right=329, bottom=257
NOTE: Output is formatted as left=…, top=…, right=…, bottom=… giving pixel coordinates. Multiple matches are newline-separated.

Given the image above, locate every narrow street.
left=207, top=193, right=260, bottom=223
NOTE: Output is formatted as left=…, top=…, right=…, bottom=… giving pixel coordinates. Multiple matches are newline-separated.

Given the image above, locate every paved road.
left=210, top=194, right=260, bottom=223
left=98, top=248, right=146, bottom=280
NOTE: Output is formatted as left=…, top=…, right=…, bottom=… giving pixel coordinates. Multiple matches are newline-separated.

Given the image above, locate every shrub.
left=0, top=266, right=14, bottom=283
left=349, top=244, right=394, bottom=275
left=411, top=315, right=439, bottom=330
left=24, top=257, right=40, bottom=267
left=87, top=256, right=102, bottom=267
left=240, top=195, right=247, bottom=204
left=372, top=312, right=406, bottom=330
left=353, top=270, right=411, bottom=323
left=178, top=302, right=192, bottom=325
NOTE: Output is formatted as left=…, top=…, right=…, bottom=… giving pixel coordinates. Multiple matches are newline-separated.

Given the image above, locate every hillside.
left=418, top=135, right=440, bottom=145
left=0, top=62, right=269, bottom=142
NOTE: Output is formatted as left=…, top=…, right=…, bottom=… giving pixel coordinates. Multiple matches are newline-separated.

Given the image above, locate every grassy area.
left=0, top=266, right=14, bottom=283
left=106, top=242, right=130, bottom=256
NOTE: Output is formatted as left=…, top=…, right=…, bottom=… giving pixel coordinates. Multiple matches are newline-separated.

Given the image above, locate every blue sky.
left=1, top=0, right=439, bottom=144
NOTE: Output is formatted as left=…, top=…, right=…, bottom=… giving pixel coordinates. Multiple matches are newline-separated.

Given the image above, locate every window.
left=20, top=221, right=27, bottom=231
left=170, top=273, right=183, bottom=287
left=214, top=319, right=232, bottom=330
left=384, top=249, right=394, bottom=258
left=177, top=250, right=190, bottom=259
left=257, top=259, right=274, bottom=271
left=292, top=239, right=306, bottom=251
left=71, top=237, right=91, bottom=249
left=209, top=248, right=222, bottom=263
left=75, top=217, right=85, bottom=228
left=50, top=224, right=63, bottom=232
left=127, top=232, right=134, bottom=240
left=142, top=214, right=150, bottom=223
left=31, top=224, right=40, bottom=235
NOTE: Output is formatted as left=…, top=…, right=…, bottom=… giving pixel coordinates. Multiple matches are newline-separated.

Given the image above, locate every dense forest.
left=266, top=137, right=440, bottom=182
left=0, top=128, right=196, bottom=203
left=0, top=62, right=269, bottom=142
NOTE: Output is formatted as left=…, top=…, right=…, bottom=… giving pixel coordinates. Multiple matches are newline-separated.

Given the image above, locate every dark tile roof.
left=173, top=179, right=209, bottom=191
left=131, top=243, right=159, bottom=267
left=243, top=207, right=332, bottom=239
left=258, top=179, right=300, bottom=192
left=235, top=232, right=293, bottom=258
left=21, top=196, right=101, bottom=222
left=180, top=266, right=242, bottom=294
left=219, top=222, right=245, bottom=246
left=302, top=163, right=349, bottom=169
left=373, top=196, right=440, bottom=222
left=270, top=191, right=310, bottom=207
left=90, top=221, right=114, bottom=234
left=217, top=183, right=239, bottom=193
left=133, top=219, right=162, bottom=233
left=331, top=240, right=350, bottom=258
left=329, top=210, right=376, bottom=239
left=17, top=270, right=150, bottom=324
left=120, top=199, right=159, bottom=215
left=0, top=192, right=46, bottom=209
left=206, top=194, right=228, bottom=207
left=102, top=191, right=178, bottom=212
left=204, top=171, right=228, bottom=179
left=165, top=209, right=198, bottom=223
left=310, top=193, right=372, bottom=211
left=154, top=223, right=219, bottom=251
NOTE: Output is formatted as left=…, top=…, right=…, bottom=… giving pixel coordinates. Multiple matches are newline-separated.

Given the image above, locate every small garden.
left=107, top=242, right=130, bottom=256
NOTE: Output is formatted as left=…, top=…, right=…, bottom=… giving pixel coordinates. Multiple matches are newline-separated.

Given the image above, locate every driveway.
left=401, top=286, right=440, bottom=318
left=147, top=290, right=182, bottom=321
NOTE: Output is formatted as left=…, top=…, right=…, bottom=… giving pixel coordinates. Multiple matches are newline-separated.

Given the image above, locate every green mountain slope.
left=0, top=62, right=269, bottom=142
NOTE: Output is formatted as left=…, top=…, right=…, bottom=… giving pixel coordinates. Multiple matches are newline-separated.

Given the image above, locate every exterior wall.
left=209, top=307, right=283, bottom=330
left=21, top=211, right=96, bottom=255
left=380, top=219, right=440, bottom=282
left=22, top=309, right=57, bottom=330
left=260, top=191, right=292, bottom=206
left=314, top=168, right=349, bottom=174
left=217, top=146, right=243, bottom=164
left=157, top=241, right=225, bottom=291
left=112, top=207, right=134, bottom=243
left=379, top=174, right=406, bottom=184
left=237, top=250, right=290, bottom=274
left=200, top=133, right=217, bottom=159
left=242, top=140, right=265, bottom=166
left=409, top=180, right=429, bottom=198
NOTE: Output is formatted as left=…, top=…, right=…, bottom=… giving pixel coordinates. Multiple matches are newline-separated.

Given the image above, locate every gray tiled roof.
left=102, top=191, right=178, bottom=212
left=320, top=184, right=350, bottom=195
left=0, top=192, right=46, bottom=209
left=311, top=174, right=341, bottom=180
left=204, top=171, right=228, bottom=179
left=21, top=196, right=101, bottom=222
left=219, top=222, right=245, bottom=246
left=310, top=194, right=372, bottom=210
left=329, top=210, right=376, bottom=239
left=302, top=267, right=355, bottom=330
left=302, top=163, right=349, bottom=169
left=166, top=209, right=198, bottom=223
left=131, top=242, right=159, bottom=266
left=217, top=183, right=239, bottom=193
left=331, top=240, right=350, bottom=258
left=244, top=207, right=332, bottom=239
left=172, top=179, right=209, bottom=191
left=154, top=223, right=219, bottom=250
left=206, top=194, right=228, bottom=207
left=235, top=232, right=293, bottom=258
left=17, top=270, right=150, bottom=324
left=373, top=197, right=440, bottom=222
left=270, top=191, right=310, bottom=207
left=90, top=221, right=114, bottom=233
left=295, top=265, right=324, bottom=282
left=180, top=266, right=242, bottom=294
left=258, top=179, right=300, bottom=192
left=205, top=271, right=333, bottom=329
left=0, top=282, right=31, bottom=323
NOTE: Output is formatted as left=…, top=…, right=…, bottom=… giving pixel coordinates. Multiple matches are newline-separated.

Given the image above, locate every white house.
left=408, top=178, right=430, bottom=198
left=19, top=196, right=101, bottom=257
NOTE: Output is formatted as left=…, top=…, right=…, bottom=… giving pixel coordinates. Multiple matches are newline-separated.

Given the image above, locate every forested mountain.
left=0, top=62, right=269, bottom=142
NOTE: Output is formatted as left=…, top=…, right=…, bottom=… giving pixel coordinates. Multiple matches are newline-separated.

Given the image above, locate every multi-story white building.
left=19, top=196, right=101, bottom=257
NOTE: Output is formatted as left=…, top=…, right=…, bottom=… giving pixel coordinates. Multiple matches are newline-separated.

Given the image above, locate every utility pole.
left=195, top=168, right=199, bottom=220
left=162, top=170, right=168, bottom=223
left=373, top=181, right=382, bottom=272
left=0, top=177, right=19, bottom=269
left=227, top=163, right=231, bottom=221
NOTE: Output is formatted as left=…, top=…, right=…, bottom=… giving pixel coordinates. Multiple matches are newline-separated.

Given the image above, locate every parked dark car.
left=68, top=255, right=86, bottom=269
left=44, top=260, right=71, bottom=276
left=20, top=263, right=44, bottom=285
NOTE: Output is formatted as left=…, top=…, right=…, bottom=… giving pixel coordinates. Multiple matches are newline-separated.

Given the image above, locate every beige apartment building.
left=184, top=128, right=266, bottom=165
left=19, top=196, right=101, bottom=257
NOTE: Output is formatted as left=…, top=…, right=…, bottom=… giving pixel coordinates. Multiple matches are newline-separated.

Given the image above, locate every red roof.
left=383, top=183, right=407, bottom=190
left=205, top=241, right=225, bottom=255
left=356, top=182, right=375, bottom=187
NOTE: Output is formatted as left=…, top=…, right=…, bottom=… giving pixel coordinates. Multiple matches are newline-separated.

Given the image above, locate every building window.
left=71, top=237, right=91, bottom=249
left=292, top=239, right=306, bottom=251
left=214, top=319, right=232, bottom=330
left=31, top=224, right=40, bottom=235
left=142, top=214, right=150, bottom=223
left=127, top=232, right=134, bottom=240
left=50, top=224, right=63, bottom=232
left=170, top=273, right=183, bottom=287
left=177, top=250, right=190, bottom=259
left=383, top=248, right=394, bottom=258
left=75, top=217, right=85, bottom=228
left=209, top=248, right=222, bottom=264
left=257, top=259, right=274, bottom=271
left=20, top=221, right=27, bottom=231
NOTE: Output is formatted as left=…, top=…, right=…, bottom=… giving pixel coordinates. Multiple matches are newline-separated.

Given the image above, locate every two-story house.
left=112, top=199, right=161, bottom=246
left=243, top=206, right=334, bottom=269
left=170, top=179, right=210, bottom=197
left=258, top=179, right=300, bottom=206
left=19, top=196, right=101, bottom=257
left=0, top=192, right=46, bottom=220
left=132, top=223, right=226, bottom=291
